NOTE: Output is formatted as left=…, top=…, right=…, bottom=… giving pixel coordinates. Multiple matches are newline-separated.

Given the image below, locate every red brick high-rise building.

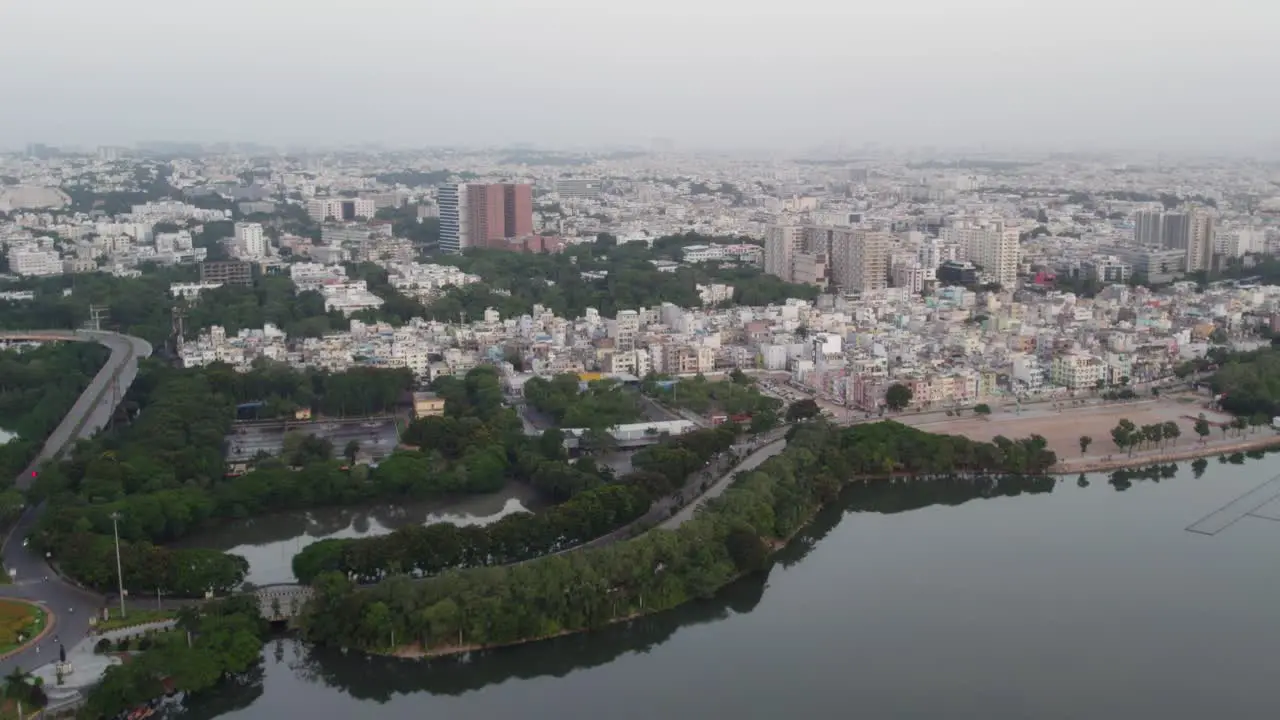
left=460, top=183, right=534, bottom=250
left=504, top=183, right=533, bottom=238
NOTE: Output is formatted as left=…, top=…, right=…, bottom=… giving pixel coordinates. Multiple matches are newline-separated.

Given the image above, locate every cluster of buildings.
left=175, top=274, right=1280, bottom=416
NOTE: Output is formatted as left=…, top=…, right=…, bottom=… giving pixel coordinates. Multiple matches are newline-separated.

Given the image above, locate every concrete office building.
left=1133, top=210, right=1165, bottom=247
left=200, top=260, right=253, bottom=286
left=764, top=224, right=805, bottom=282
left=1103, top=246, right=1184, bottom=284
left=555, top=178, right=602, bottom=200
left=828, top=228, right=890, bottom=293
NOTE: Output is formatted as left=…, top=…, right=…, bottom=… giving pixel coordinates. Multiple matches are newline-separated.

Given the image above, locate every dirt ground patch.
left=906, top=399, right=1240, bottom=463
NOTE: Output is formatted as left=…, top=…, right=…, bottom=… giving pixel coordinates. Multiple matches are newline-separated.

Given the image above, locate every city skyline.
left=2, top=0, right=1278, bottom=153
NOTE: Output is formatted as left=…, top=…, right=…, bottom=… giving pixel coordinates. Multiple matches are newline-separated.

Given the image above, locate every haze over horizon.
left=3, top=0, right=1277, bottom=154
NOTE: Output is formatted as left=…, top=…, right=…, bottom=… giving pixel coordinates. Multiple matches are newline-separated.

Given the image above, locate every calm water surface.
left=174, top=483, right=543, bottom=585
left=185, top=454, right=1280, bottom=720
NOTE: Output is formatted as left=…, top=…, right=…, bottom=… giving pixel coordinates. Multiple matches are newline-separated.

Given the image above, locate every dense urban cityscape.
left=3, top=142, right=1280, bottom=719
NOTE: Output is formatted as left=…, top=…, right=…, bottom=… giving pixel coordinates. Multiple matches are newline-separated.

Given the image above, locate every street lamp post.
left=109, top=512, right=125, bottom=619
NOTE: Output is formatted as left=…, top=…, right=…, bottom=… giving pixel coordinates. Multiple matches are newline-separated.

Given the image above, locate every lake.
left=173, top=483, right=544, bottom=586
left=180, top=453, right=1280, bottom=720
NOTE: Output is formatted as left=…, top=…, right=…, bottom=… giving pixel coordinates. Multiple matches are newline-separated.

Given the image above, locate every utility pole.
left=109, top=512, right=126, bottom=618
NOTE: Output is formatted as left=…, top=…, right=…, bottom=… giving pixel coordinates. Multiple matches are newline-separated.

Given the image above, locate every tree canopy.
left=296, top=420, right=1057, bottom=655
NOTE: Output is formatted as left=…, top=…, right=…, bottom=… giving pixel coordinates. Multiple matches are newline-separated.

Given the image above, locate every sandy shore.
left=898, top=395, right=1278, bottom=473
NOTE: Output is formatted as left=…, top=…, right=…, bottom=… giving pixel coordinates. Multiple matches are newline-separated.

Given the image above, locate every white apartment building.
left=1050, top=353, right=1106, bottom=390
left=307, top=198, right=376, bottom=223
left=941, top=219, right=1019, bottom=289
left=682, top=244, right=725, bottom=263
left=320, top=281, right=385, bottom=315
left=696, top=283, right=735, bottom=306
left=290, top=262, right=348, bottom=291
left=7, top=247, right=62, bottom=276
left=154, top=230, right=194, bottom=253
left=234, top=222, right=267, bottom=259
left=609, top=310, right=640, bottom=352
left=170, top=282, right=223, bottom=299
left=388, top=263, right=480, bottom=296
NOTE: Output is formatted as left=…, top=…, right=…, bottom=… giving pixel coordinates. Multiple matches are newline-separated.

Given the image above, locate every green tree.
left=725, top=526, right=769, bottom=574
left=1111, top=419, right=1136, bottom=455
left=974, top=403, right=992, bottom=416
left=1194, top=414, right=1211, bottom=444
left=1079, top=435, right=1092, bottom=455
left=885, top=383, right=913, bottom=411
left=785, top=399, right=821, bottom=422
left=343, top=440, right=361, bottom=464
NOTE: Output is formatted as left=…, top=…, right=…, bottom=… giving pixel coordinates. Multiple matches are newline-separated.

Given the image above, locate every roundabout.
left=0, top=599, right=53, bottom=661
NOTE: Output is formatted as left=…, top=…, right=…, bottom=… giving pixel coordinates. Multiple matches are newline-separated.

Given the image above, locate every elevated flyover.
left=0, top=330, right=153, bottom=675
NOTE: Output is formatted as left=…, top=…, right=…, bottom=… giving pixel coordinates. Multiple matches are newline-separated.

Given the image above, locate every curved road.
left=0, top=330, right=152, bottom=675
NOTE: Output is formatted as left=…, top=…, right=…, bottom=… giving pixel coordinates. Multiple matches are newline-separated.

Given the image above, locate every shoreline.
left=369, top=432, right=1280, bottom=662
left=1052, top=434, right=1280, bottom=474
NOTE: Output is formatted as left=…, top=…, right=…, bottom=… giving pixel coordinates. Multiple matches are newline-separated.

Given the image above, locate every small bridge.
left=252, top=584, right=314, bottom=621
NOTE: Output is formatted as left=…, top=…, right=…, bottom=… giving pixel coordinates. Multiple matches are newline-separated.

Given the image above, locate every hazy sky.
left=2, top=0, right=1277, bottom=151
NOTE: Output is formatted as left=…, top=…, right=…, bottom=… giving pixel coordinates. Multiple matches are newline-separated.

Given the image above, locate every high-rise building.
left=439, top=183, right=533, bottom=254
left=1133, top=210, right=1164, bottom=246
left=1161, top=212, right=1190, bottom=250
left=1184, top=209, right=1216, bottom=272
left=764, top=225, right=805, bottom=281
left=941, top=218, right=1019, bottom=289
left=504, top=184, right=533, bottom=239
left=828, top=229, right=890, bottom=293
left=234, top=222, right=267, bottom=259
left=438, top=184, right=464, bottom=254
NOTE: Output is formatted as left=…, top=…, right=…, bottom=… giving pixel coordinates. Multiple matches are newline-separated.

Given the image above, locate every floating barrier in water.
left=1186, top=472, right=1280, bottom=536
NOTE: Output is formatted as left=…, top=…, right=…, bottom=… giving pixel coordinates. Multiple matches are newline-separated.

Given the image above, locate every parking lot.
left=226, top=418, right=400, bottom=463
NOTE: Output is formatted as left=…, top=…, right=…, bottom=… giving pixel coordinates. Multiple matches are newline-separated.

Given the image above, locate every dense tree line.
left=0, top=342, right=109, bottom=493
left=78, top=596, right=267, bottom=720
left=292, top=483, right=653, bottom=584
left=201, top=361, right=412, bottom=418
left=296, top=420, right=1056, bottom=654
left=0, top=270, right=349, bottom=346
left=1208, top=348, right=1280, bottom=419
left=524, top=374, right=642, bottom=429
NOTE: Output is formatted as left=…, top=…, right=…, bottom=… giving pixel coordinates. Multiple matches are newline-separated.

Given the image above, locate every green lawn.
left=0, top=600, right=47, bottom=656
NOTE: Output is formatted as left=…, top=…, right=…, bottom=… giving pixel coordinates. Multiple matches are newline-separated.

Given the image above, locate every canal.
left=181, top=453, right=1280, bottom=719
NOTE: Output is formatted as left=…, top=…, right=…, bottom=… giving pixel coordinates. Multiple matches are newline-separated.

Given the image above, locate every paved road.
left=0, top=330, right=152, bottom=676
left=661, top=427, right=790, bottom=529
